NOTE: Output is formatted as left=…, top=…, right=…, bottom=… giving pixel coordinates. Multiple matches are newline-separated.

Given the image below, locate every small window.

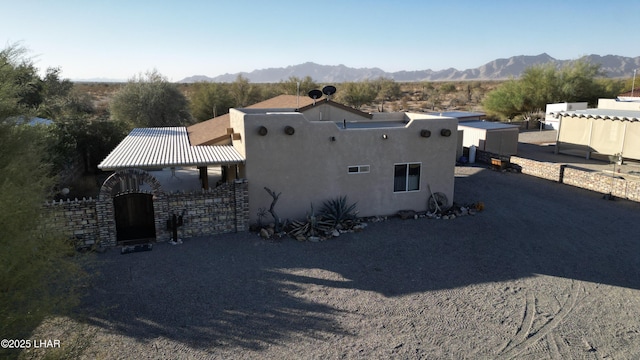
left=348, top=165, right=370, bottom=174
left=394, top=163, right=421, bottom=192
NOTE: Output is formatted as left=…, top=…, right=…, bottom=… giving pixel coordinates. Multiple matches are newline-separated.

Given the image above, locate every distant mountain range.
left=180, top=54, right=640, bottom=83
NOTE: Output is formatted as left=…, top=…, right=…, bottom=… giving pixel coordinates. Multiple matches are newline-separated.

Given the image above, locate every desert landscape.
left=19, top=163, right=640, bottom=359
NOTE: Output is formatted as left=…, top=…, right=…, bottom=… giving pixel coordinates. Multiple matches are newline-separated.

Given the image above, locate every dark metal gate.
left=114, top=193, right=156, bottom=244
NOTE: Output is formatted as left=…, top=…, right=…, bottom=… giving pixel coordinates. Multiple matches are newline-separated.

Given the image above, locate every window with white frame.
left=348, top=165, right=370, bottom=174
left=394, top=163, right=421, bottom=192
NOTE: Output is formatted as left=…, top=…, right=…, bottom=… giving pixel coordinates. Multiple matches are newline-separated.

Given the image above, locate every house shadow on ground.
left=77, top=166, right=640, bottom=351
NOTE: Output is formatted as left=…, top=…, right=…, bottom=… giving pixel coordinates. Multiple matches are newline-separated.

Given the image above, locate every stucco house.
left=224, top=99, right=458, bottom=223
left=95, top=95, right=458, bottom=245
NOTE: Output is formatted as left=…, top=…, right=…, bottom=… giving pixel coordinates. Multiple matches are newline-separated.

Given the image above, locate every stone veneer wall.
left=164, top=179, right=249, bottom=239
left=42, top=198, right=99, bottom=248
left=42, top=169, right=249, bottom=248
left=509, top=156, right=563, bottom=182
left=476, top=149, right=640, bottom=202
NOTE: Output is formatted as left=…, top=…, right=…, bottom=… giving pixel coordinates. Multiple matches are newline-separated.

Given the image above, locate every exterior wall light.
left=258, top=126, right=268, bottom=136
left=420, top=129, right=431, bottom=138
left=382, top=134, right=388, bottom=139
left=284, top=126, right=295, bottom=135
left=440, top=129, right=452, bottom=137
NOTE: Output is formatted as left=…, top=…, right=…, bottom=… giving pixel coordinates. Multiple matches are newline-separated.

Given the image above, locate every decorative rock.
left=259, top=228, right=270, bottom=239
left=398, top=210, right=416, bottom=220
left=442, top=215, right=450, bottom=220
left=308, top=236, right=320, bottom=242
left=296, top=235, right=306, bottom=242
left=413, top=214, right=418, bottom=220
left=449, top=214, right=456, bottom=219
left=267, top=227, right=275, bottom=236
left=332, top=229, right=340, bottom=237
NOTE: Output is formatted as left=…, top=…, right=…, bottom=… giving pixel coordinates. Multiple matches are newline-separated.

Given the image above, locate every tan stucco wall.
left=231, top=110, right=458, bottom=224
left=598, top=99, right=640, bottom=111
left=302, top=102, right=371, bottom=122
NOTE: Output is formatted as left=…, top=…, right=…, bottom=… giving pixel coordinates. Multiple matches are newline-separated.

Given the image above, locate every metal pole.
left=632, top=69, right=637, bottom=97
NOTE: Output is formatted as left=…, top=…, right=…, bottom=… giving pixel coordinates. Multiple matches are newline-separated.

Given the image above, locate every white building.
left=544, top=102, right=588, bottom=130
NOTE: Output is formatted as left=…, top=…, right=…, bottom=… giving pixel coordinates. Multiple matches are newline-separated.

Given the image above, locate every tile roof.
left=187, top=95, right=318, bottom=145
left=98, top=127, right=244, bottom=170
left=186, top=95, right=368, bottom=145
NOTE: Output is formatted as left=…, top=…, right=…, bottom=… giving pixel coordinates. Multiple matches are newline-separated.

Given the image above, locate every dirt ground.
left=20, top=160, right=640, bottom=359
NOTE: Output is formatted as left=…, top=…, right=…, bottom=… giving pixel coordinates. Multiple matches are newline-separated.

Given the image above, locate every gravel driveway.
left=26, top=165, right=640, bottom=359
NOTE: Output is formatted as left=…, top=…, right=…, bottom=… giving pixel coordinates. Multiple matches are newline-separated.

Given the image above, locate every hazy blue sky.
left=2, top=0, right=638, bottom=81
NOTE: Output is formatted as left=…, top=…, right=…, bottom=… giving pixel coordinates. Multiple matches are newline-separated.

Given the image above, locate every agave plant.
left=288, top=203, right=334, bottom=240
left=321, top=196, right=358, bottom=228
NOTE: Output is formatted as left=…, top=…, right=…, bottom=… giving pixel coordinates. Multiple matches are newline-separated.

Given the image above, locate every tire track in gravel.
left=497, top=290, right=535, bottom=354
left=497, top=280, right=584, bottom=359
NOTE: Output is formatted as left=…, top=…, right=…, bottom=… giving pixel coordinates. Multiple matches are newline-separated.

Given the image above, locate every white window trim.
left=348, top=165, right=370, bottom=174
left=393, top=162, right=422, bottom=193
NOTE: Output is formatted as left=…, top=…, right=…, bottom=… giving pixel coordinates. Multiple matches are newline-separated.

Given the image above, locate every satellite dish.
left=308, top=89, right=323, bottom=99
left=322, top=85, right=336, bottom=96
left=308, top=89, right=323, bottom=105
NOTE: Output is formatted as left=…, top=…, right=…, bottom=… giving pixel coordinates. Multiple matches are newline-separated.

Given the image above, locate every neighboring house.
left=227, top=104, right=458, bottom=224
left=544, top=103, right=588, bottom=130
left=553, top=98, right=640, bottom=161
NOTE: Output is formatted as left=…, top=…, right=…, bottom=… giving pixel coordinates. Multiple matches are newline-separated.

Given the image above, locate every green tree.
left=36, top=67, right=95, bottom=120
left=373, top=77, right=401, bottom=111
left=278, top=76, right=318, bottom=96
left=0, top=123, right=86, bottom=353
left=229, top=74, right=261, bottom=107
left=189, top=82, right=234, bottom=121
left=337, top=81, right=378, bottom=109
left=483, top=60, right=616, bottom=120
left=0, top=44, right=40, bottom=120
left=110, top=69, right=192, bottom=127
left=51, top=118, right=128, bottom=174
left=482, top=79, right=527, bottom=119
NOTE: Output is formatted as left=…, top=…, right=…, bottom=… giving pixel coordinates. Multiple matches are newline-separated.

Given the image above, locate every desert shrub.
left=321, top=196, right=358, bottom=228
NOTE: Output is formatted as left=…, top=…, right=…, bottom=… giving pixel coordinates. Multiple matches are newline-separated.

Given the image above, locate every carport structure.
left=98, top=127, right=245, bottom=188
left=97, top=127, right=245, bottom=246
left=553, top=109, right=640, bottom=161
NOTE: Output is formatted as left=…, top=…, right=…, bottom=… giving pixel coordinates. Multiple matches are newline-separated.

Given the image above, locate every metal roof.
left=553, top=109, right=640, bottom=121
left=98, top=127, right=245, bottom=170
left=458, top=120, right=519, bottom=130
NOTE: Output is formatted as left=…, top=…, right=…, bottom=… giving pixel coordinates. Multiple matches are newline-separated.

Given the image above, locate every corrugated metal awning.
left=98, top=127, right=244, bottom=170
left=552, top=109, right=640, bottom=121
